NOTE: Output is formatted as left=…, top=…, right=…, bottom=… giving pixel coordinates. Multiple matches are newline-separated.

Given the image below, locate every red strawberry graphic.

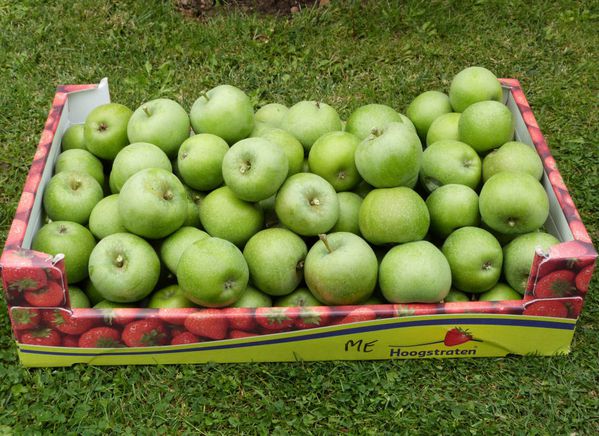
left=534, top=270, right=577, bottom=298
left=295, top=306, right=331, bottom=329
left=10, top=308, right=41, bottom=330
left=79, top=327, right=123, bottom=348
left=158, top=308, right=198, bottom=326
left=229, top=330, right=258, bottom=339
left=170, top=332, right=200, bottom=345
left=255, top=307, right=297, bottom=331
left=575, top=264, right=594, bottom=293
left=43, top=309, right=97, bottom=335
left=122, top=319, right=169, bottom=347
left=23, top=281, right=65, bottom=307
left=523, top=300, right=569, bottom=318
left=62, top=335, right=80, bottom=347
left=336, top=307, right=376, bottom=325
left=3, top=267, right=48, bottom=292
left=19, top=328, right=62, bottom=346
left=223, top=307, right=256, bottom=332
left=444, top=328, right=473, bottom=347
left=184, top=309, right=229, bottom=340
left=96, top=308, right=142, bottom=326
left=395, top=303, right=440, bottom=317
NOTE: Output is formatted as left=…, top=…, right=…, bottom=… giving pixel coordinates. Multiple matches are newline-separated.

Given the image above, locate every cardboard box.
left=1, top=79, right=596, bottom=367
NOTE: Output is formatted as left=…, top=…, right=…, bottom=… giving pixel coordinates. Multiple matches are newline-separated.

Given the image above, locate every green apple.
left=177, top=133, right=229, bottom=191
left=426, top=112, right=461, bottom=146
left=147, top=284, right=197, bottom=308
left=93, top=300, right=137, bottom=309
left=479, top=171, right=549, bottom=234
left=243, top=228, right=307, bottom=296
left=353, top=180, right=374, bottom=198
left=419, top=139, right=482, bottom=192
left=274, top=173, right=339, bottom=236
left=88, top=232, right=160, bottom=302
left=359, top=187, right=429, bottom=245
left=406, top=90, right=452, bottom=139
left=479, top=283, right=521, bottom=301
left=182, top=186, right=205, bottom=228
left=249, top=122, right=275, bottom=138
left=379, top=241, right=452, bottom=303
left=345, top=103, right=404, bottom=140
left=68, top=286, right=91, bottom=308
left=308, top=131, right=362, bottom=192
left=259, top=128, right=304, bottom=177
left=88, top=194, right=127, bottom=240
left=354, top=121, right=422, bottom=188
left=190, top=84, right=254, bottom=144
left=55, top=149, right=105, bottom=186
left=442, top=226, right=503, bottom=293
left=449, top=66, right=503, bottom=113
left=61, top=124, right=86, bottom=151
left=109, top=142, right=172, bottom=193
left=84, top=103, right=133, bottom=160
left=222, top=137, right=288, bottom=202
left=459, top=101, right=514, bottom=154
left=231, top=285, right=273, bottom=308
left=32, top=221, right=96, bottom=284
left=177, top=237, right=249, bottom=307
left=255, top=103, right=288, bottom=127
left=118, top=168, right=187, bottom=239
left=482, top=141, right=544, bottom=182
left=43, top=171, right=104, bottom=224
left=199, top=186, right=263, bottom=246
left=275, top=287, right=321, bottom=307
left=304, top=233, right=378, bottom=305
left=426, top=184, right=480, bottom=239
left=83, top=279, right=104, bottom=305
left=259, top=194, right=279, bottom=228
left=159, top=226, right=209, bottom=274
left=331, top=192, right=363, bottom=235
left=445, top=289, right=470, bottom=302
left=503, top=231, right=560, bottom=293
left=127, top=98, right=191, bottom=158
left=280, top=100, right=342, bottom=152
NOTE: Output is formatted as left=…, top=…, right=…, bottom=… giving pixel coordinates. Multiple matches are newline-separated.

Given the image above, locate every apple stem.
left=370, top=128, right=382, bottom=137
left=296, top=260, right=304, bottom=271
left=115, top=254, right=125, bottom=268
left=309, top=198, right=320, bottom=206
left=239, top=161, right=251, bottom=174
left=319, top=234, right=333, bottom=254
left=201, top=91, right=210, bottom=101
left=142, top=106, right=151, bottom=117
left=507, top=218, right=517, bottom=227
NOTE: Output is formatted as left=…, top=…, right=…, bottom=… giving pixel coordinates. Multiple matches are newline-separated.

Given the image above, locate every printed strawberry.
left=23, top=281, right=65, bottom=307
left=575, top=264, right=594, bottom=293
left=534, top=270, right=577, bottom=298
left=523, top=300, right=568, bottom=318
left=43, top=309, right=97, bottom=335
left=295, top=306, right=331, bottom=329
left=336, top=307, right=376, bottom=325
left=229, top=330, right=258, bottom=339
left=184, top=309, right=229, bottom=340
left=158, top=308, right=198, bottom=326
left=79, top=327, right=123, bottom=348
left=122, top=319, right=169, bottom=347
left=19, top=328, right=62, bottom=346
left=96, top=307, right=141, bottom=326
left=170, top=332, right=201, bottom=345
left=222, top=307, right=256, bottom=332
left=564, top=299, right=584, bottom=319
left=444, top=328, right=473, bottom=347
left=10, top=308, right=40, bottom=330
left=62, top=335, right=80, bottom=347
left=255, top=307, right=297, bottom=331
left=395, top=303, right=440, bottom=317
left=3, top=267, right=48, bottom=292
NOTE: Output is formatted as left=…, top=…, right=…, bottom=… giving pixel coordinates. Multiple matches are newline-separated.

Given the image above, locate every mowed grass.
left=1, top=0, right=598, bottom=433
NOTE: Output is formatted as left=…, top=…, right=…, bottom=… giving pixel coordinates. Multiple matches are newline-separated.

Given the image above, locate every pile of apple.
left=33, top=66, right=558, bottom=314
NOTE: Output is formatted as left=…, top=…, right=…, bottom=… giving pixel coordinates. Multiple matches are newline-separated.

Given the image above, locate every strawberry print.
left=10, top=308, right=41, bottom=330
left=62, top=335, right=80, bottom=347
left=444, top=328, right=473, bottom=347
left=170, top=332, right=200, bottom=345
left=575, top=264, right=595, bottom=293
left=222, top=307, right=256, bottom=332
left=97, top=308, right=141, bottom=326
left=43, top=309, right=97, bottom=335
left=229, top=330, right=258, bottom=339
left=158, top=308, right=198, bottom=326
left=19, top=328, right=62, bottom=346
left=23, top=281, right=65, bottom=307
left=3, top=267, right=47, bottom=292
left=336, top=307, right=376, bottom=325
left=295, top=306, right=331, bottom=329
left=255, top=307, right=297, bottom=331
left=122, top=319, right=169, bottom=347
left=523, top=300, right=569, bottom=318
left=534, top=270, right=577, bottom=298
left=184, top=309, right=229, bottom=340
left=79, top=327, right=123, bottom=348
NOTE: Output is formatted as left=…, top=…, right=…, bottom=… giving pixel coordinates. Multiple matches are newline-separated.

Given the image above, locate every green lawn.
left=1, top=0, right=598, bottom=433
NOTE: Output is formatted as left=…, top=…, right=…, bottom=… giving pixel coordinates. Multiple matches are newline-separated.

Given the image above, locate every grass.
left=1, top=0, right=598, bottom=433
